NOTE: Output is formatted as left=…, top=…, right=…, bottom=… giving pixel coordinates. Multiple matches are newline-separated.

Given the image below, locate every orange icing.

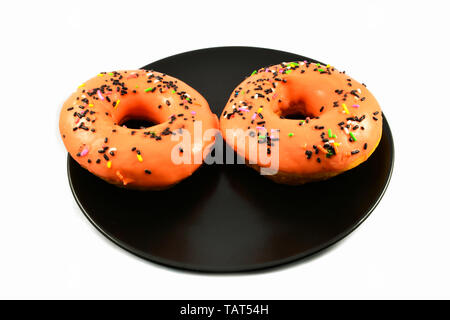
left=220, top=62, right=383, bottom=177
left=60, top=70, right=219, bottom=189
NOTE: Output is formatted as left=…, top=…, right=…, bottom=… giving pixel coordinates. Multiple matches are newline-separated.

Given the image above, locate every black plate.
left=68, top=47, right=394, bottom=273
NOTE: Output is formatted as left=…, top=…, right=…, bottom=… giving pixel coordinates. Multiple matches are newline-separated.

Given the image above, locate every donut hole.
left=281, top=112, right=308, bottom=121
left=279, top=100, right=312, bottom=120
left=120, top=117, right=158, bottom=129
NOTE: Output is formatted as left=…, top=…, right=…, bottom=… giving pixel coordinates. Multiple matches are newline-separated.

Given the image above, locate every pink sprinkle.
left=97, top=90, right=104, bottom=100
left=272, top=93, right=277, bottom=99
left=127, top=73, right=138, bottom=79
left=80, top=147, right=89, bottom=157
left=239, top=108, right=249, bottom=112
left=251, top=113, right=257, bottom=120
left=352, top=104, right=360, bottom=108
left=265, top=68, right=269, bottom=72
left=191, top=111, right=196, bottom=115
left=256, top=126, right=265, bottom=130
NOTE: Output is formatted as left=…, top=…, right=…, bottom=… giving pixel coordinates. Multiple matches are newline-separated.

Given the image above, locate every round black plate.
left=68, top=47, right=394, bottom=273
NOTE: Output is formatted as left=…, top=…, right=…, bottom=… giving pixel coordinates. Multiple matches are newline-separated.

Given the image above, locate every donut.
left=60, top=70, right=219, bottom=190
left=220, top=61, right=383, bottom=184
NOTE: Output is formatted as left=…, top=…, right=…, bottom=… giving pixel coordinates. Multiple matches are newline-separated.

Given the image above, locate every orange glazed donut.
left=220, top=61, right=383, bottom=184
left=60, top=70, right=219, bottom=190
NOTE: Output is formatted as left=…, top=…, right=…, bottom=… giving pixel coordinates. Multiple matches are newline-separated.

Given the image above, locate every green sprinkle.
left=288, top=133, right=294, bottom=137
left=108, top=72, right=114, bottom=76
left=316, top=63, right=321, bottom=67
left=349, top=132, right=357, bottom=141
left=171, top=90, right=176, bottom=94
left=285, top=70, right=292, bottom=74
left=186, top=97, right=191, bottom=101
left=318, top=68, right=324, bottom=72
left=145, top=87, right=153, bottom=92
left=258, top=135, right=266, bottom=139
left=332, top=134, right=337, bottom=138
left=328, top=128, right=333, bottom=138
left=251, top=70, right=257, bottom=76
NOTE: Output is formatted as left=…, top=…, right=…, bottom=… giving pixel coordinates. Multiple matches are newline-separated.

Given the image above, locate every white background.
left=1, top=0, right=449, bottom=299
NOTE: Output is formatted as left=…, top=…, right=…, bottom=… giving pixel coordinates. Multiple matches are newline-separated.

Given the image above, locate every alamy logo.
left=170, top=121, right=279, bottom=175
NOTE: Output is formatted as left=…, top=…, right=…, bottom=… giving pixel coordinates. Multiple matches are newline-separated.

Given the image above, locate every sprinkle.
left=137, top=154, right=143, bottom=162
left=251, top=70, right=257, bottom=76
left=333, top=142, right=340, bottom=154
left=285, top=70, right=292, bottom=74
left=257, top=107, right=263, bottom=113
left=145, top=170, right=152, bottom=174
left=145, top=87, right=153, bottom=92
left=97, top=73, right=104, bottom=77
left=191, top=111, right=196, bottom=115
left=351, top=150, right=360, bottom=155
left=349, top=132, right=357, bottom=141
left=288, top=133, right=294, bottom=137
left=342, top=103, right=349, bottom=114
left=80, top=147, right=89, bottom=157
left=251, top=113, right=257, bottom=120
left=114, top=100, right=120, bottom=108
left=318, top=68, right=324, bottom=72
left=239, top=108, right=249, bottom=112
left=107, top=161, right=112, bottom=168
left=352, top=104, right=360, bottom=108
left=328, top=128, right=333, bottom=138
left=317, top=145, right=328, bottom=154
left=108, top=72, right=114, bottom=76
left=97, top=90, right=104, bottom=100
left=78, top=83, right=85, bottom=88
left=88, top=104, right=94, bottom=107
